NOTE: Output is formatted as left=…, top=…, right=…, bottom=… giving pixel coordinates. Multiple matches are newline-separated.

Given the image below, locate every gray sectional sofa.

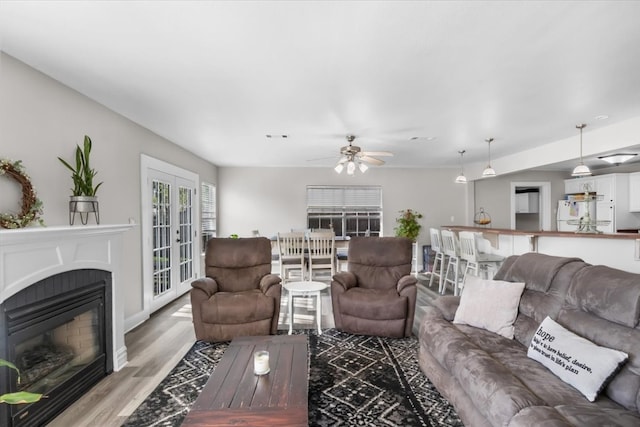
left=418, top=252, right=640, bottom=427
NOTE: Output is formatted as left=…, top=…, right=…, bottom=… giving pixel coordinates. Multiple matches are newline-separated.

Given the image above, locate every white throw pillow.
left=527, top=316, right=628, bottom=402
left=453, top=276, right=525, bottom=339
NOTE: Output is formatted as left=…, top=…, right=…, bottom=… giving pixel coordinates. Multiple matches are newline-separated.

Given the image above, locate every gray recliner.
left=331, top=237, right=417, bottom=338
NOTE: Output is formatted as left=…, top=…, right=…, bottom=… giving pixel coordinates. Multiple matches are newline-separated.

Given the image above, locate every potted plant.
left=58, top=135, right=102, bottom=224
left=394, top=209, right=423, bottom=241
left=0, top=359, right=43, bottom=405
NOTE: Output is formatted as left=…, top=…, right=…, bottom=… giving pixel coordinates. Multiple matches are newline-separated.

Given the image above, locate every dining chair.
left=427, top=227, right=445, bottom=290
left=306, top=230, right=336, bottom=281
left=277, top=232, right=306, bottom=282
left=440, top=229, right=463, bottom=296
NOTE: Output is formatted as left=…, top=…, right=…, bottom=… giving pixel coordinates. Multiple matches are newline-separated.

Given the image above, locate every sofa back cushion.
left=347, top=237, right=412, bottom=290
left=204, top=237, right=272, bottom=292
left=494, top=252, right=589, bottom=347
left=557, top=264, right=640, bottom=412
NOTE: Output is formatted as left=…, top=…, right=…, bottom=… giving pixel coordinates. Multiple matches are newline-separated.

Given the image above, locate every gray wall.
left=474, top=170, right=568, bottom=229
left=0, top=53, right=217, bottom=325
left=217, top=166, right=472, bottom=267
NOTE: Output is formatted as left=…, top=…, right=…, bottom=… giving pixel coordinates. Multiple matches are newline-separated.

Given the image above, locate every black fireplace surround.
left=0, top=269, right=113, bottom=427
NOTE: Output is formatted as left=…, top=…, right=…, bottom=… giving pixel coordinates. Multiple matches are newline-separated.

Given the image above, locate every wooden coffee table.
left=181, top=334, right=308, bottom=426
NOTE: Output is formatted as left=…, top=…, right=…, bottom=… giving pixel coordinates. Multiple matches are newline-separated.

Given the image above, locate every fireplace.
left=1, top=269, right=112, bottom=427
left=0, top=224, right=133, bottom=426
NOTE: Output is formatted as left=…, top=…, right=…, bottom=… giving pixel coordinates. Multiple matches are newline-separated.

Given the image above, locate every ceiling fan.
left=335, top=135, right=393, bottom=174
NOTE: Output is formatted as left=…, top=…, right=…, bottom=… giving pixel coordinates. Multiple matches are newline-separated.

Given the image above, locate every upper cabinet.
left=565, top=173, right=637, bottom=230
left=515, top=192, right=539, bottom=213
left=564, top=174, right=624, bottom=204
left=630, top=172, right=640, bottom=212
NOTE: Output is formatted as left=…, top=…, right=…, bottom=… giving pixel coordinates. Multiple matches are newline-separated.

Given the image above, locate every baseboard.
left=125, top=310, right=149, bottom=333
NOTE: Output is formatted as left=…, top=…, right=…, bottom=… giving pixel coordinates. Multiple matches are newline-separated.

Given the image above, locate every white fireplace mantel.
left=0, top=224, right=135, bottom=370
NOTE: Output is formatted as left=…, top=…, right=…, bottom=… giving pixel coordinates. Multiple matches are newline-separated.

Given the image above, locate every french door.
left=142, top=156, right=199, bottom=314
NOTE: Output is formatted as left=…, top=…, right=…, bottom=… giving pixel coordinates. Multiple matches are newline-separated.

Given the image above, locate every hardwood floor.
left=48, top=277, right=437, bottom=426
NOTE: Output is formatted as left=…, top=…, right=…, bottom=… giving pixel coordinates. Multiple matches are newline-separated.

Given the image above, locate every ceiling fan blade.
left=360, top=151, right=394, bottom=157
left=359, top=155, right=385, bottom=166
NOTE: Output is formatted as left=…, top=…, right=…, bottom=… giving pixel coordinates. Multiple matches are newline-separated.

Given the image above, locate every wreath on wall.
left=0, top=158, right=44, bottom=229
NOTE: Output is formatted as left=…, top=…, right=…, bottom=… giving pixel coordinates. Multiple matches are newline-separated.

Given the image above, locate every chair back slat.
left=429, top=227, right=442, bottom=253
left=440, top=230, right=459, bottom=258
left=458, top=231, right=478, bottom=263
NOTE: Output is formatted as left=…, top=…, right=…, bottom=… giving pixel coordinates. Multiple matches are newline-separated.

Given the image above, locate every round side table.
left=283, top=281, right=328, bottom=335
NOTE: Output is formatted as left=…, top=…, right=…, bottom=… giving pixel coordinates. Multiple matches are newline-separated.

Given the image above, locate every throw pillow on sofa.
left=527, top=316, right=628, bottom=402
left=453, top=276, right=525, bottom=339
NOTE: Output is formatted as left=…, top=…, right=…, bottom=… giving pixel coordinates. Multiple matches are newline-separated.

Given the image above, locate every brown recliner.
left=331, top=237, right=417, bottom=338
left=190, top=237, right=282, bottom=342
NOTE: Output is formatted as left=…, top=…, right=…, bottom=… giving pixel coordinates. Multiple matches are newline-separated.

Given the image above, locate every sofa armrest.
left=432, top=295, right=461, bottom=321
left=191, top=277, right=218, bottom=297
left=332, top=271, right=358, bottom=291
left=260, top=273, right=282, bottom=294
left=397, top=275, right=417, bottom=293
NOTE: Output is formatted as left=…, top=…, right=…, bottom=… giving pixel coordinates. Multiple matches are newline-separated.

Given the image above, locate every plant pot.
left=69, top=196, right=100, bottom=225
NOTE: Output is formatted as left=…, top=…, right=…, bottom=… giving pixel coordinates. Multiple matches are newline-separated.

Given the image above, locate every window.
left=201, top=182, right=216, bottom=249
left=306, top=186, right=382, bottom=238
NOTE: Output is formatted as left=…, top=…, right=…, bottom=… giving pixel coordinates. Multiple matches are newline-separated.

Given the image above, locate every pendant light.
left=455, top=150, right=467, bottom=183
left=571, top=123, right=592, bottom=177
left=482, top=137, right=496, bottom=177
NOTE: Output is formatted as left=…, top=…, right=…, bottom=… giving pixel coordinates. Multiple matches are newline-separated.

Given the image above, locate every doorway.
left=141, top=155, right=199, bottom=314
left=510, top=181, right=552, bottom=231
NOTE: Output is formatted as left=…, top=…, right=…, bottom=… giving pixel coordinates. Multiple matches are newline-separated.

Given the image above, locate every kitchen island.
left=444, top=226, right=640, bottom=274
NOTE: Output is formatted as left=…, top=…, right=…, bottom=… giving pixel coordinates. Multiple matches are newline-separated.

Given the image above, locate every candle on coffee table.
left=254, top=350, right=270, bottom=375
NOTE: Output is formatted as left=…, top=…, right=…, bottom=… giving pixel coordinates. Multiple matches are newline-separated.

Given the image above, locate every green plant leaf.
left=0, top=391, right=43, bottom=404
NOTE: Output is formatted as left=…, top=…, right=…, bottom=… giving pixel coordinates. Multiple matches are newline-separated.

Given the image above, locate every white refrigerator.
left=557, top=200, right=614, bottom=233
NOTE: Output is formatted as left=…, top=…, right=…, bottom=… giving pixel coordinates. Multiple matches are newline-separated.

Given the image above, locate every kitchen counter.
left=444, top=225, right=640, bottom=240
left=442, top=225, right=640, bottom=274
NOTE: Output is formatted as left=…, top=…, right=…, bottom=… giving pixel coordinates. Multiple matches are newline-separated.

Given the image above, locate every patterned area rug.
left=123, top=329, right=463, bottom=427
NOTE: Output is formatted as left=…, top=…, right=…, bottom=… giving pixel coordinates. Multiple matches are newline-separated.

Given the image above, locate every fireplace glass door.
left=14, top=306, right=101, bottom=396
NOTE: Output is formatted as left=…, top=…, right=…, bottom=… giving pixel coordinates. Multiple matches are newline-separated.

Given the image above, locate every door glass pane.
left=152, top=180, right=172, bottom=297
left=178, top=186, right=194, bottom=282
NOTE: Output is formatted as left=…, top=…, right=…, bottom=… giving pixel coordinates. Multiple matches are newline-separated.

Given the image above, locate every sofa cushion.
left=567, top=265, right=640, bottom=328
left=528, top=316, right=628, bottom=402
left=453, top=276, right=525, bottom=338
left=554, top=404, right=640, bottom=427
left=496, top=252, right=582, bottom=293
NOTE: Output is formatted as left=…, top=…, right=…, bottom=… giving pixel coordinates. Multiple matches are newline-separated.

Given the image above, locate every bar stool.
left=428, top=228, right=445, bottom=290
left=459, top=231, right=505, bottom=285
left=440, top=229, right=462, bottom=296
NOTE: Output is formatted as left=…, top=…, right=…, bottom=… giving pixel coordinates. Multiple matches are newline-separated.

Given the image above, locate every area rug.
left=123, top=329, right=463, bottom=427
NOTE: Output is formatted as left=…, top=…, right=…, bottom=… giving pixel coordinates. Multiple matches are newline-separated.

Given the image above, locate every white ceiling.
left=2, top=1, right=640, bottom=175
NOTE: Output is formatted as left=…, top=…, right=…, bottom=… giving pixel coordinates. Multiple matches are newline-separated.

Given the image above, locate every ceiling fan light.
left=334, top=163, right=344, bottom=174
left=455, top=174, right=467, bottom=184
left=482, top=166, right=496, bottom=177
left=598, top=153, right=637, bottom=164
left=571, top=163, right=592, bottom=177
left=346, top=161, right=356, bottom=175
left=358, top=162, right=369, bottom=173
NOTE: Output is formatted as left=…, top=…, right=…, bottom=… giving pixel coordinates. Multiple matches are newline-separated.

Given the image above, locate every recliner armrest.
left=332, top=271, right=358, bottom=290
left=191, top=277, right=218, bottom=297
left=260, top=273, right=282, bottom=293
left=397, top=275, right=417, bottom=293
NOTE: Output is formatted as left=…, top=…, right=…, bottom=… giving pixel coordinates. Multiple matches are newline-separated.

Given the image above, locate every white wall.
left=0, top=53, right=217, bottom=327
left=217, top=166, right=471, bottom=269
